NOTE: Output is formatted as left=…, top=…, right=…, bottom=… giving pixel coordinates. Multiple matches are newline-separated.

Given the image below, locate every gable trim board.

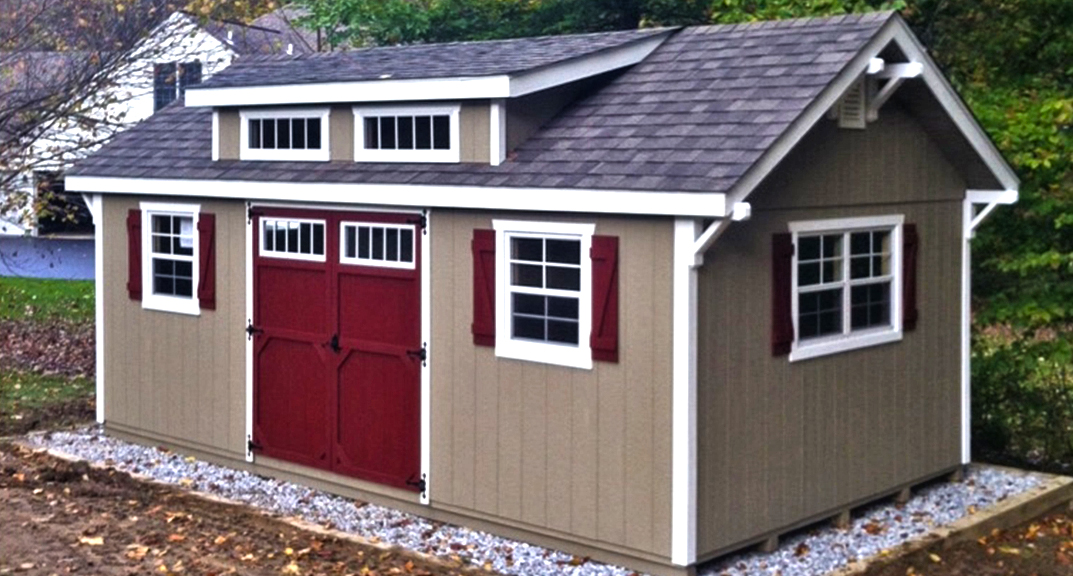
left=64, top=177, right=729, bottom=218
left=184, top=31, right=674, bottom=107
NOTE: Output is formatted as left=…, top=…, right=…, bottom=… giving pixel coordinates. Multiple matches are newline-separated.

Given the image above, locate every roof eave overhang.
left=725, top=15, right=1020, bottom=208
left=65, top=175, right=727, bottom=218
left=184, top=30, right=673, bottom=107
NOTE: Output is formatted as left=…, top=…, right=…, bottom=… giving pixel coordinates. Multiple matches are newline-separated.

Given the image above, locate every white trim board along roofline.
left=65, top=175, right=728, bottom=218
left=184, top=32, right=671, bottom=107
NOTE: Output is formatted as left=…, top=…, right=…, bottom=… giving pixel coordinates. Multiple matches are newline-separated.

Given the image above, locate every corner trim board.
left=245, top=202, right=254, bottom=462
left=82, top=193, right=105, bottom=423
left=65, top=176, right=727, bottom=218
left=671, top=218, right=700, bottom=566
left=420, top=209, right=431, bottom=505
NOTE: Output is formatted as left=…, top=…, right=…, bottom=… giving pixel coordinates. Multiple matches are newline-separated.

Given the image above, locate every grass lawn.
left=0, top=277, right=94, bottom=324
left=0, top=370, right=94, bottom=435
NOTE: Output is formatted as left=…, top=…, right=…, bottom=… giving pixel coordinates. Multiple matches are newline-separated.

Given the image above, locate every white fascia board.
left=65, top=176, right=727, bottom=218
left=725, top=15, right=1020, bottom=208
left=508, top=31, right=672, bottom=97
left=186, top=76, right=511, bottom=107
left=967, top=189, right=1018, bottom=204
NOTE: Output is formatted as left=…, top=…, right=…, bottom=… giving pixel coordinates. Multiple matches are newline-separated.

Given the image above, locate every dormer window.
left=354, top=105, right=460, bottom=163
left=239, top=109, right=330, bottom=161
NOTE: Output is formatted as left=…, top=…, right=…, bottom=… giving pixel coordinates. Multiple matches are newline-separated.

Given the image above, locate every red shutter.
left=197, top=213, right=216, bottom=310
left=771, top=233, right=794, bottom=356
left=126, top=209, right=142, bottom=301
left=471, top=229, right=496, bottom=346
left=902, top=223, right=918, bottom=331
left=590, top=235, right=619, bottom=363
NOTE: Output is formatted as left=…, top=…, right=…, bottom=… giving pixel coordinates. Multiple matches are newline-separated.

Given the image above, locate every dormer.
left=188, top=28, right=674, bottom=166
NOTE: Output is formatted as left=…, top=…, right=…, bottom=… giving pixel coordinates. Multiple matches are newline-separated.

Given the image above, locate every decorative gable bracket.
left=865, top=58, right=923, bottom=122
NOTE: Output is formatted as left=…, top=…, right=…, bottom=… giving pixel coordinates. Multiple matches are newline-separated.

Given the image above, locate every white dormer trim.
left=184, top=31, right=672, bottom=107
left=353, top=104, right=461, bottom=163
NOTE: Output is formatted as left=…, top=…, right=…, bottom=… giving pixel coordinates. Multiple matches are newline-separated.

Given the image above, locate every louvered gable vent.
left=838, top=77, right=867, bottom=130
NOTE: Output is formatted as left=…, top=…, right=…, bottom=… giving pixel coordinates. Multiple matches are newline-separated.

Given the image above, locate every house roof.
left=193, top=27, right=672, bottom=89
left=185, top=11, right=315, bottom=56
left=67, top=11, right=1018, bottom=212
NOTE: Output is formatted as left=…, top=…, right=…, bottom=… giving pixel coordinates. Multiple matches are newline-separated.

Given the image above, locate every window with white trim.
left=354, top=105, right=460, bottom=163
left=142, top=202, right=200, bottom=315
left=790, top=215, right=903, bottom=361
left=340, top=222, right=415, bottom=269
left=240, top=109, right=330, bottom=161
left=493, top=220, right=593, bottom=369
left=260, top=218, right=326, bottom=261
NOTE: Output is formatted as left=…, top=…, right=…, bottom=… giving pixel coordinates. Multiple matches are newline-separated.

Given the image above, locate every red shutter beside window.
left=127, top=209, right=142, bottom=301
left=772, top=232, right=794, bottom=356
left=471, top=229, right=496, bottom=346
left=198, top=213, right=216, bottom=310
left=902, top=223, right=918, bottom=331
left=590, top=235, right=619, bottom=363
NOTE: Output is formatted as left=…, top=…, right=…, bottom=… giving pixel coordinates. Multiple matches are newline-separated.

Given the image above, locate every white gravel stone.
left=25, top=427, right=1044, bottom=576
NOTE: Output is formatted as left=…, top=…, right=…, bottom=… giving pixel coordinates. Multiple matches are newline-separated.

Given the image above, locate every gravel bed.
left=24, top=427, right=1044, bottom=576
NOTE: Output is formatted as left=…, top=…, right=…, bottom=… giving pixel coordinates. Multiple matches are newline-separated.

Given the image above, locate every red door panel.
left=253, top=338, right=331, bottom=469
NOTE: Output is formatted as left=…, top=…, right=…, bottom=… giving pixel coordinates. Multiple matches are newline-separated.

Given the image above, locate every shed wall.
left=430, top=211, right=675, bottom=560
left=696, top=105, right=966, bottom=557
left=102, top=196, right=247, bottom=458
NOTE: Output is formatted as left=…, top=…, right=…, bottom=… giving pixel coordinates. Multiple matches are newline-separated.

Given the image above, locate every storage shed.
left=67, top=12, right=1019, bottom=576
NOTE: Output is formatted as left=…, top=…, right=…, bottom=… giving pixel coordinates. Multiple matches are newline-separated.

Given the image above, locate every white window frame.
left=258, top=217, right=327, bottom=262
left=239, top=108, right=331, bottom=162
left=141, top=201, right=201, bottom=316
left=493, top=219, right=594, bottom=370
left=339, top=221, right=417, bottom=269
left=353, top=104, right=461, bottom=163
left=788, top=214, right=904, bottom=362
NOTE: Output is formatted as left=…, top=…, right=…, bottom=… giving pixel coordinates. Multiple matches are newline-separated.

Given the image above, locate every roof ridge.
left=684, top=10, right=895, bottom=34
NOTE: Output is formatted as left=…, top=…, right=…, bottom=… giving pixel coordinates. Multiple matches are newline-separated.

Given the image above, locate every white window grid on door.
left=259, top=217, right=327, bottom=262
left=339, top=222, right=417, bottom=269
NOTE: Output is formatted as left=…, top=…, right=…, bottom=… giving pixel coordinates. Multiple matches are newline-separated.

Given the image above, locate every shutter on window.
left=126, top=209, right=142, bottom=301
left=903, top=223, right=919, bottom=331
left=471, top=229, right=496, bottom=346
left=771, top=233, right=794, bottom=356
left=197, top=213, right=216, bottom=310
left=590, top=235, right=619, bottom=363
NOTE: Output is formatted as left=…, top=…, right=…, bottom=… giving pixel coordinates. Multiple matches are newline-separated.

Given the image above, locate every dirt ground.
left=863, top=506, right=1073, bottom=576
left=0, top=443, right=494, bottom=576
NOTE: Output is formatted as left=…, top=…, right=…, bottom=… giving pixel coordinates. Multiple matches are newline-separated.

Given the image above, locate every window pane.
left=799, top=288, right=842, bottom=339
left=875, top=255, right=890, bottom=276
left=546, top=266, right=580, bottom=291
left=152, top=235, right=170, bottom=255
left=175, top=260, right=192, bottom=280
left=511, top=238, right=542, bottom=262
left=850, top=256, right=871, bottom=279
left=799, top=236, right=820, bottom=260
left=513, top=293, right=545, bottom=315
left=818, top=309, right=841, bottom=335
left=154, top=258, right=174, bottom=276
left=306, top=119, right=321, bottom=149
left=821, top=234, right=841, bottom=258
left=152, top=214, right=171, bottom=234
left=546, top=239, right=580, bottom=264
left=154, top=274, right=174, bottom=295
left=850, top=232, right=871, bottom=255
left=274, top=224, right=286, bottom=251
left=291, top=118, right=306, bottom=149
left=400, top=229, right=414, bottom=262
left=364, top=117, right=379, bottom=149
left=386, top=228, right=399, bottom=261
left=415, top=116, right=432, bottom=149
left=432, top=115, right=450, bottom=149
left=397, top=116, right=414, bottom=149
left=287, top=221, right=299, bottom=252
left=249, top=119, right=261, bottom=149
left=547, top=296, right=579, bottom=320
left=264, top=221, right=274, bottom=251
left=175, top=278, right=193, bottom=297
left=821, top=259, right=842, bottom=282
left=277, top=118, right=291, bottom=149
left=511, top=263, right=543, bottom=287
left=300, top=222, right=312, bottom=254
left=262, top=119, right=276, bottom=149
left=313, top=223, right=324, bottom=255
left=798, top=262, right=820, bottom=286
left=358, top=226, right=370, bottom=258
left=372, top=227, right=384, bottom=259
left=874, top=231, right=890, bottom=253
left=513, top=315, right=545, bottom=341
left=380, top=117, right=396, bottom=149
left=547, top=320, right=579, bottom=344
left=345, top=226, right=356, bottom=258
left=850, top=283, right=891, bottom=329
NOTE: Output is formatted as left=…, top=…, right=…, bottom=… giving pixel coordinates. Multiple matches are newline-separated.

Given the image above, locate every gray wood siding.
left=460, top=102, right=490, bottom=163
left=329, top=106, right=355, bottom=161
left=430, top=211, right=675, bottom=560
left=102, top=196, right=247, bottom=457
left=218, top=110, right=240, bottom=160
left=695, top=106, right=966, bottom=557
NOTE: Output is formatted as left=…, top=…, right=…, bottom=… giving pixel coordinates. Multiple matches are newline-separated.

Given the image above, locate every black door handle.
left=326, top=334, right=340, bottom=353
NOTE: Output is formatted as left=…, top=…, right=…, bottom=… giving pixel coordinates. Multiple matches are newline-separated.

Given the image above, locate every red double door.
left=251, top=208, right=422, bottom=491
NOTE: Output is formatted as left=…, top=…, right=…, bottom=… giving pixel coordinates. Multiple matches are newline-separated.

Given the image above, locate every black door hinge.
left=247, top=204, right=258, bottom=224
left=407, top=211, right=428, bottom=235
left=247, top=436, right=263, bottom=453
left=407, top=343, right=427, bottom=367
left=245, top=319, right=263, bottom=340
left=406, top=473, right=427, bottom=495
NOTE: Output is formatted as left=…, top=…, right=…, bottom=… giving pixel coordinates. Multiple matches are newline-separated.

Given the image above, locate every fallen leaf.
left=285, top=547, right=295, bottom=556
left=928, top=552, right=942, bottom=563
left=167, top=534, right=186, bottom=543
left=794, top=543, right=810, bottom=557
left=214, top=535, right=229, bottom=545
left=998, top=546, right=1021, bottom=555
left=79, top=536, right=104, bottom=546
left=404, top=560, right=414, bottom=572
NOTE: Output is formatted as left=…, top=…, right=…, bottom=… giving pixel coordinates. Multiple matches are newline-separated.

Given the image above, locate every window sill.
left=142, top=295, right=201, bottom=316
left=789, top=329, right=902, bottom=362
left=495, top=339, right=593, bottom=370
